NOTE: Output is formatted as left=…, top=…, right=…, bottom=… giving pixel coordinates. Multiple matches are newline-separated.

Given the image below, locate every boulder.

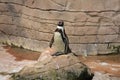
left=10, top=48, right=93, bottom=80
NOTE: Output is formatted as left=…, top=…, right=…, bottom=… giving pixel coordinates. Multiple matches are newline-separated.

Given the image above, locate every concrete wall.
left=0, top=0, right=120, bottom=55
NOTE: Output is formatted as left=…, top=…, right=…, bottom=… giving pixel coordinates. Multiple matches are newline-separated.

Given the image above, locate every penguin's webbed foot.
left=51, top=52, right=64, bottom=56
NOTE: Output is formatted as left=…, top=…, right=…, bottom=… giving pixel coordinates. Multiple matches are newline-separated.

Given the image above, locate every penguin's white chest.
left=53, top=32, right=65, bottom=52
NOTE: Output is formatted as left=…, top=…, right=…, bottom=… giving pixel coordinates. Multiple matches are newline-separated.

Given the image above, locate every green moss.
left=11, top=72, right=92, bottom=80
left=1, top=41, right=23, bottom=49
left=108, top=44, right=120, bottom=54
left=11, top=69, right=81, bottom=80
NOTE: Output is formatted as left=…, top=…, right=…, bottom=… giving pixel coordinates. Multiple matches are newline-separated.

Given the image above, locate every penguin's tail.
left=66, top=48, right=78, bottom=56
left=67, top=46, right=72, bottom=53
left=71, top=52, right=78, bottom=56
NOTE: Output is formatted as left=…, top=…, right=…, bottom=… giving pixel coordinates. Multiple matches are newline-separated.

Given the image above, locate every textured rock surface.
left=93, top=72, right=120, bottom=80
left=0, top=0, right=120, bottom=55
left=0, top=44, right=120, bottom=80
left=10, top=53, right=93, bottom=80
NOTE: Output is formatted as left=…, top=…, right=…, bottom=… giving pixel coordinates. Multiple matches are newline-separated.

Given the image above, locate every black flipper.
left=49, top=35, right=54, bottom=48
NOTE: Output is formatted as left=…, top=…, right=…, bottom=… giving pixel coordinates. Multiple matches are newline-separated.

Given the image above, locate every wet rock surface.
left=79, top=54, right=120, bottom=80
left=0, top=44, right=40, bottom=80
left=79, top=54, right=120, bottom=77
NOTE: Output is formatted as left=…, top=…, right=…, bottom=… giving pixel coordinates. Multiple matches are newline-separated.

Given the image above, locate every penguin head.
left=57, top=20, right=64, bottom=26
left=57, top=20, right=64, bottom=31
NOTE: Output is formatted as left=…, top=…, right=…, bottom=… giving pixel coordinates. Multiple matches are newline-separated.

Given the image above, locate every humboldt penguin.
left=49, top=21, right=71, bottom=56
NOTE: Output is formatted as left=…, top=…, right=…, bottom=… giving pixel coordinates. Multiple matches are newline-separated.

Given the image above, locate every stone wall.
left=0, top=0, right=120, bottom=55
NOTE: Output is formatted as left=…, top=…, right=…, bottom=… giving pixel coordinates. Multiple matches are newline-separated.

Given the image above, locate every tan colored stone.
left=73, top=26, right=98, bottom=35
left=0, top=0, right=26, bottom=4
left=22, top=29, right=52, bottom=41
left=69, top=36, right=80, bottom=44
left=67, top=0, right=103, bottom=11
left=0, top=0, right=119, bottom=55
left=80, top=36, right=97, bottom=43
left=98, top=26, right=119, bottom=35
left=0, top=15, right=13, bottom=24
left=70, top=44, right=98, bottom=56
left=21, top=7, right=89, bottom=23
left=113, top=14, right=120, bottom=25
left=100, top=18, right=115, bottom=26
left=87, top=17, right=100, bottom=23
left=0, top=32, right=9, bottom=43
left=25, top=0, right=65, bottom=10
left=67, top=0, right=119, bottom=11
left=103, top=0, right=120, bottom=11
left=97, top=44, right=112, bottom=54
left=69, top=44, right=82, bottom=54
left=8, top=35, right=49, bottom=52
left=0, top=24, right=17, bottom=35
left=97, top=35, right=118, bottom=43
left=65, top=26, right=75, bottom=35
left=20, top=18, right=55, bottom=33
left=73, top=27, right=86, bottom=35
left=100, top=12, right=115, bottom=18
left=0, top=3, right=8, bottom=11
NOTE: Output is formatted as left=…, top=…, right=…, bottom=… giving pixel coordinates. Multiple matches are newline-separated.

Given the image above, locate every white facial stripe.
left=57, top=26, right=65, bottom=38
left=57, top=26, right=64, bottom=32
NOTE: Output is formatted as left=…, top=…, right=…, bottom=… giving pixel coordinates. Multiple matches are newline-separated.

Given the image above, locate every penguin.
left=49, top=21, right=71, bottom=56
